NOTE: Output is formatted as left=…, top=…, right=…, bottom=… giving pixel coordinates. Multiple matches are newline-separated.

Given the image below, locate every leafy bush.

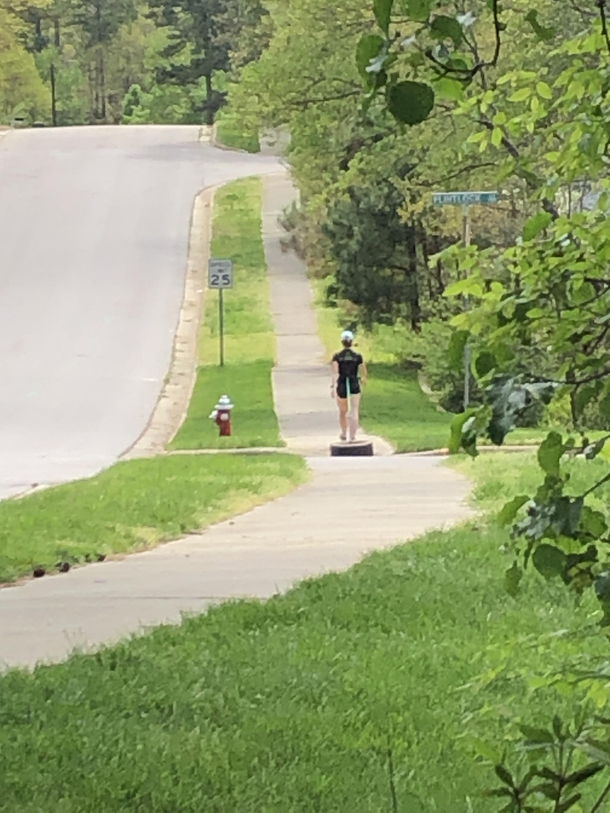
left=215, top=108, right=260, bottom=152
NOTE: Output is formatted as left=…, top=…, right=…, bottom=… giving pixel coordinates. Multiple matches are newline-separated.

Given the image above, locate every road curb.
left=409, top=445, right=538, bottom=457
left=121, top=184, right=218, bottom=459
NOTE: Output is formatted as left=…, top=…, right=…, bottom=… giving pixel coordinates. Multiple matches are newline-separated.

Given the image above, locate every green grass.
left=311, top=281, right=586, bottom=451
left=215, top=111, right=260, bottom=153
left=313, top=282, right=453, bottom=451
left=360, top=363, right=452, bottom=452
left=452, top=448, right=610, bottom=515
left=2, top=516, right=609, bottom=810
left=171, top=177, right=281, bottom=449
left=0, top=454, right=307, bottom=583
left=167, top=362, right=281, bottom=449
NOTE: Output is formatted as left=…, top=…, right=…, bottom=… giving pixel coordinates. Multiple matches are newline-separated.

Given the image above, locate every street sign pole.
left=219, top=288, right=225, bottom=367
left=208, top=258, right=233, bottom=368
left=462, top=205, right=471, bottom=411
left=432, top=190, right=498, bottom=411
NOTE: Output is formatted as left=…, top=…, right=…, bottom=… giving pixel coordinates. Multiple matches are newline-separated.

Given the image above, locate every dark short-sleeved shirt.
left=332, top=348, right=363, bottom=396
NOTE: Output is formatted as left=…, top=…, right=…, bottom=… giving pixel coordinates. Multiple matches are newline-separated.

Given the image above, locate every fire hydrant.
left=209, top=394, right=234, bottom=437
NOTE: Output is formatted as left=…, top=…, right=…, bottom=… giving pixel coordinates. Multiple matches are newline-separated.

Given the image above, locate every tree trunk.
left=420, top=225, right=434, bottom=301
left=433, top=235, right=445, bottom=295
left=407, top=223, right=422, bottom=333
left=204, top=72, right=214, bottom=125
left=100, top=50, right=107, bottom=121
left=50, top=63, right=57, bottom=126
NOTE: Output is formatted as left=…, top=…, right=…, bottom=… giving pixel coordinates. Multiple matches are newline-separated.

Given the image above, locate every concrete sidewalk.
left=0, top=170, right=472, bottom=670
left=263, top=174, right=392, bottom=456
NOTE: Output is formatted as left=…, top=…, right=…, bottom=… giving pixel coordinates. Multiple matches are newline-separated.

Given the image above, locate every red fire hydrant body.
left=209, top=395, right=234, bottom=437
left=215, top=408, right=231, bottom=436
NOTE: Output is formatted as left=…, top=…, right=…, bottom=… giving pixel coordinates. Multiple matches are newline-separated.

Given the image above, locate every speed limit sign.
left=208, top=259, right=233, bottom=289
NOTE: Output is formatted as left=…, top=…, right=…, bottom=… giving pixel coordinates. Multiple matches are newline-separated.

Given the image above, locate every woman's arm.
left=361, top=360, right=368, bottom=385
left=330, top=360, right=339, bottom=395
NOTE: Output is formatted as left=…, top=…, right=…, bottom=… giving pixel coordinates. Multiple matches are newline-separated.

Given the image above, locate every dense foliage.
left=0, top=0, right=267, bottom=125
left=337, top=0, right=610, bottom=807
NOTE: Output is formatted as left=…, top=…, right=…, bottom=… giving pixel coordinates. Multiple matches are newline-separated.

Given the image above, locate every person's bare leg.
left=349, top=393, right=361, bottom=441
left=336, top=397, right=348, bottom=440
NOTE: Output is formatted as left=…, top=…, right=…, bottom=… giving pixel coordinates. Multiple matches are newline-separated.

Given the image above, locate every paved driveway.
left=0, top=126, right=280, bottom=498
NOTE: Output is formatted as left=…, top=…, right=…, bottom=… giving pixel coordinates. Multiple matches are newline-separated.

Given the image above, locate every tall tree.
left=147, top=0, right=235, bottom=124
left=0, top=0, right=50, bottom=122
left=69, top=0, right=137, bottom=120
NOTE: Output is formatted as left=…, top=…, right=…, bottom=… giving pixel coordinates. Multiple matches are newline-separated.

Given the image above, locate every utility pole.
left=462, top=205, right=471, bottom=410
left=431, top=190, right=498, bottom=410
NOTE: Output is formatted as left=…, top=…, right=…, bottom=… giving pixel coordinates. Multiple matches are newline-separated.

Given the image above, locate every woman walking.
left=330, top=330, right=367, bottom=442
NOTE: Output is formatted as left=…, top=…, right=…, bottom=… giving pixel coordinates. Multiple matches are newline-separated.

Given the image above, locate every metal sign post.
left=208, top=259, right=233, bottom=367
left=432, top=190, right=498, bottom=410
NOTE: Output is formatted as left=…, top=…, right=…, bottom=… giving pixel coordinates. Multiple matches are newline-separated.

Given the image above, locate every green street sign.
left=432, top=191, right=498, bottom=205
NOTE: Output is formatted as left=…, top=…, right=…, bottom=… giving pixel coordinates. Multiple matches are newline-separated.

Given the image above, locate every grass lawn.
left=0, top=454, right=307, bottom=583
left=452, top=447, right=610, bottom=515
left=360, top=364, right=452, bottom=452
left=2, top=458, right=610, bottom=809
left=215, top=112, right=260, bottom=153
left=171, top=177, right=281, bottom=450
left=312, top=282, right=588, bottom=451
left=313, top=282, right=452, bottom=451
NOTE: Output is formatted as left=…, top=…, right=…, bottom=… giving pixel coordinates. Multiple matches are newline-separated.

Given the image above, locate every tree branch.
left=287, top=90, right=361, bottom=109
left=598, top=0, right=610, bottom=56
left=584, top=470, right=610, bottom=498
left=477, top=117, right=519, bottom=159
left=418, top=161, right=498, bottom=188
left=491, top=0, right=502, bottom=66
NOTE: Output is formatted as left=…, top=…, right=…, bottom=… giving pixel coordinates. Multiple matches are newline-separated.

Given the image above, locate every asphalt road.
left=0, top=125, right=281, bottom=499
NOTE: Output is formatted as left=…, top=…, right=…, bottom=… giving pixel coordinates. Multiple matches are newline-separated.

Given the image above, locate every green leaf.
left=564, top=763, right=604, bottom=786
left=525, top=9, right=555, bottom=41
left=498, top=495, right=529, bottom=527
left=491, top=127, right=502, bottom=147
left=486, top=378, right=529, bottom=445
left=508, top=87, right=531, bottom=103
left=537, top=431, right=563, bottom=477
left=519, top=724, right=554, bottom=744
left=449, top=410, right=478, bottom=456
left=474, top=350, right=496, bottom=378
left=532, top=544, right=568, bottom=579
left=494, top=764, right=515, bottom=787
left=580, top=740, right=610, bottom=766
left=536, top=81, right=552, bottom=99
left=585, top=438, right=607, bottom=460
left=581, top=506, right=607, bottom=538
left=574, top=382, right=602, bottom=416
left=595, top=571, right=610, bottom=602
left=523, top=382, right=557, bottom=405
left=373, top=0, right=393, bottom=34
left=522, top=212, right=552, bottom=241
left=404, top=0, right=431, bottom=22
left=356, top=35, right=385, bottom=84
left=556, top=794, right=582, bottom=812
left=434, top=77, right=464, bottom=101
left=505, top=560, right=523, bottom=597
left=445, top=277, right=482, bottom=297
left=386, top=80, right=435, bottom=125
left=448, top=329, right=469, bottom=369
left=430, top=15, right=463, bottom=47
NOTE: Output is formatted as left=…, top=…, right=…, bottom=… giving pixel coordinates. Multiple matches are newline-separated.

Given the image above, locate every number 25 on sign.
left=208, top=259, right=233, bottom=366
